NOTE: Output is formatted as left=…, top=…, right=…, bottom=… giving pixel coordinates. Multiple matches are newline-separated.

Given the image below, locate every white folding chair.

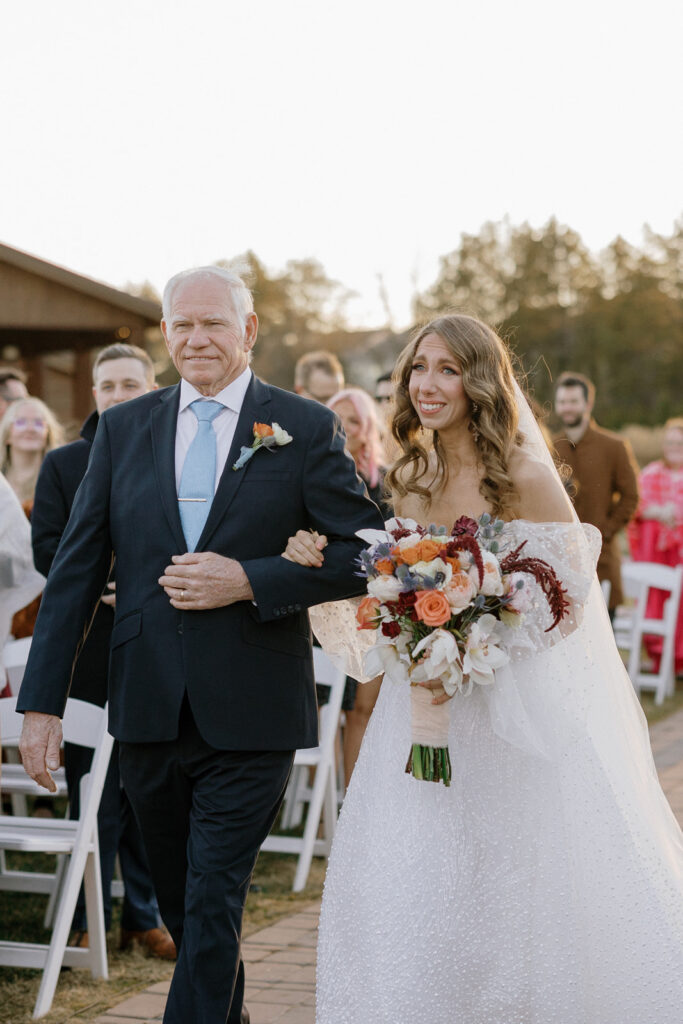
left=3, top=636, right=33, bottom=695
left=2, top=637, right=40, bottom=816
left=614, top=561, right=683, bottom=705
left=261, top=648, right=346, bottom=892
left=0, top=697, right=114, bottom=1019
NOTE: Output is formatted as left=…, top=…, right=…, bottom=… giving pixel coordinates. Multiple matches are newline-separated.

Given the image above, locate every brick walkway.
left=96, top=709, right=683, bottom=1024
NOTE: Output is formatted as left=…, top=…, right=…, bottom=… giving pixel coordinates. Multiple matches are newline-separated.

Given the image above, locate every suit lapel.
left=196, top=375, right=272, bottom=551
left=150, top=385, right=187, bottom=552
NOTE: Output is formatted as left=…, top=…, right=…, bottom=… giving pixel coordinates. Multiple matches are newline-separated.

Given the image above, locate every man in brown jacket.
left=553, top=372, right=639, bottom=613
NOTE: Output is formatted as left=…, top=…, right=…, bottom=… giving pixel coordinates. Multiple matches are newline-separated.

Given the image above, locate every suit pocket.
left=111, top=610, right=142, bottom=649
left=242, top=614, right=309, bottom=657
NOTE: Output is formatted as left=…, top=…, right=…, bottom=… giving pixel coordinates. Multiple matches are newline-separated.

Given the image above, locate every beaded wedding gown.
left=314, top=519, right=683, bottom=1024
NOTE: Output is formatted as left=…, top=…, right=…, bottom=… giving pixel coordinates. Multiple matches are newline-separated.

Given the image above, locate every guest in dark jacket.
left=31, top=343, right=175, bottom=959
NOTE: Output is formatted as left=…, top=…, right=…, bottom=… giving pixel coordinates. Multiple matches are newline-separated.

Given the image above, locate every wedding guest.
left=328, top=387, right=390, bottom=785
left=31, top=342, right=174, bottom=958
left=553, top=372, right=639, bottom=614
left=628, top=417, right=683, bottom=676
left=0, top=397, right=63, bottom=638
left=0, top=474, right=44, bottom=704
left=0, top=367, right=29, bottom=420
left=294, top=350, right=344, bottom=404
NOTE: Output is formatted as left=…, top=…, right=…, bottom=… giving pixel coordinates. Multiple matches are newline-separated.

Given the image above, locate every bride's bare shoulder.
left=508, top=449, right=574, bottom=524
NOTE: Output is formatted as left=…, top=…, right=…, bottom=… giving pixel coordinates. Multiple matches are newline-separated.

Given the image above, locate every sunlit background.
left=1, top=0, right=680, bottom=327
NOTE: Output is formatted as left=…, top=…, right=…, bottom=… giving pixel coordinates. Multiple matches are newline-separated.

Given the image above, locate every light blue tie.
left=178, top=399, right=223, bottom=551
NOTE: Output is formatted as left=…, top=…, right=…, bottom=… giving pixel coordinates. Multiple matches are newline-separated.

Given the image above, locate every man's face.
left=375, top=379, right=394, bottom=421
left=555, top=385, right=590, bottom=429
left=299, top=369, right=342, bottom=404
left=0, top=378, right=29, bottom=419
left=161, top=277, right=257, bottom=396
left=92, top=357, right=155, bottom=414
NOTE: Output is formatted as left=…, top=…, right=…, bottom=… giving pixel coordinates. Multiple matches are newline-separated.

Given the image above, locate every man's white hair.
left=162, top=264, right=254, bottom=331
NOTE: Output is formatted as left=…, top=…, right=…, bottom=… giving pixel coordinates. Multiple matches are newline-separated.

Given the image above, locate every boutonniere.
left=232, top=421, right=293, bottom=471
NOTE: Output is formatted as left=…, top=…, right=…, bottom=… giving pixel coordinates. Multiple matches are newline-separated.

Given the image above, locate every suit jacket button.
left=177, top=624, right=183, bottom=635
left=287, top=605, right=295, bottom=613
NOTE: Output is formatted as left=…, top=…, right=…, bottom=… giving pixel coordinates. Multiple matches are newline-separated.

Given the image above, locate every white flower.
left=271, top=422, right=293, bottom=446
left=410, top=628, right=464, bottom=696
left=412, top=557, right=452, bottom=586
left=470, top=551, right=504, bottom=596
left=364, top=640, right=410, bottom=686
left=384, top=516, right=421, bottom=534
left=462, top=614, right=509, bottom=686
left=499, top=608, right=525, bottom=628
left=445, top=570, right=477, bottom=611
left=367, top=574, right=403, bottom=603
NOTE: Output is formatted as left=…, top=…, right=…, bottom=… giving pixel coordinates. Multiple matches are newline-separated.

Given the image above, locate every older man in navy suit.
left=18, top=266, right=384, bottom=1024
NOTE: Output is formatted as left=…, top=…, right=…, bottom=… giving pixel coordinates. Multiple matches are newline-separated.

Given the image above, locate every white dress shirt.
left=175, top=368, right=252, bottom=493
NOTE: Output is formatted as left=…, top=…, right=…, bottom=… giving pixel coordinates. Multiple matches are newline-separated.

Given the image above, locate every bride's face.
left=408, top=333, right=471, bottom=433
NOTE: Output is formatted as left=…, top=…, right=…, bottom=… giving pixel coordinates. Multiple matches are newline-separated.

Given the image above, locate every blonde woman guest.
left=0, top=397, right=63, bottom=637
left=1, top=396, right=64, bottom=508
left=628, top=417, right=683, bottom=675
left=325, top=388, right=392, bottom=785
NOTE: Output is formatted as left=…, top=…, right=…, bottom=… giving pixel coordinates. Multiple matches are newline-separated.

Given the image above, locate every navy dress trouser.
left=119, top=697, right=294, bottom=1024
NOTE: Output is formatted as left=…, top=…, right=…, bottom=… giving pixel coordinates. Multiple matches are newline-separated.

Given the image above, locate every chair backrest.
left=2, top=636, right=32, bottom=695
left=313, top=647, right=347, bottom=752
left=621, top=562, right=683, bottom=633
left=0, top=695, right=24, bottom=746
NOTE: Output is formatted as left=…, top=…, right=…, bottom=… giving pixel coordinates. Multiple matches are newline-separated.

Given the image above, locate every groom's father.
left=17, top=266, right=384, bottom=1024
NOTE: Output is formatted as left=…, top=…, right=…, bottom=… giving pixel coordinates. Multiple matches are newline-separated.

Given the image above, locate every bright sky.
left=2, top=0, right=681, bottom=328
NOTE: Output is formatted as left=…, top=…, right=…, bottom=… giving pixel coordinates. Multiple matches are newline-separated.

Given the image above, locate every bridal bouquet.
left=355, top=515, right=570, bottom=786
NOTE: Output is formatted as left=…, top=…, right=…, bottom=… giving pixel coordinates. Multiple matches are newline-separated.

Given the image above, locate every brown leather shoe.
left=119, top=926, right=177, bottom=960
left=68, top=930, right=89, bottom=948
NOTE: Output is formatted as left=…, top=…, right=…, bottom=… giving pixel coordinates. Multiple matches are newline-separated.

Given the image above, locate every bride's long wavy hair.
left=385, top=314, right=523, bottom=518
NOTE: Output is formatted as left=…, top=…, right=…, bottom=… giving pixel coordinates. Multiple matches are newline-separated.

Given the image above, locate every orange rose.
left=417, top=539, right=442, bottom=563
left=356, top=595, right=382, bottom=630
left=443, top=554, right=461, bottom=571
left=254, top=422, right=275, bottom=438
left=414, top=589, right=452, bottom=627
left=396, top=544, right=421, bottom=566
left=375, top=558, right=395, bottom=575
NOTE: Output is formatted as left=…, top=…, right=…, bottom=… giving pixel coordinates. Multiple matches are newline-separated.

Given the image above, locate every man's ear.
left=161, top=319, right=171, bottom=354
left=243, top=312, right=258, bottom=353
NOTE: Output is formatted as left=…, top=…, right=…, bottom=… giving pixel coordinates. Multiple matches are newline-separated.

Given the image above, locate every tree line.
left=136, top=217, right=682, bottom=429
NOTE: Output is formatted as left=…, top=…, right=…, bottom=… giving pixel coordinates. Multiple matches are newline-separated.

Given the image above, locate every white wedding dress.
left=314, top=520, right=683, bottom=1024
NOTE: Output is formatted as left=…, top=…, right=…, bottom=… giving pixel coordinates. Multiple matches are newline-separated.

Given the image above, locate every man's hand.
left=19, top=712, right=63, bottom=793
left=101, top=581, right=116, bottom=607
left=159, top=552, right=254, bottom=610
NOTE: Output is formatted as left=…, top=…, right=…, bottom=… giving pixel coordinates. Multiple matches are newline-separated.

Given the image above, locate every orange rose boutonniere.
left=233, top=422, right=293, bottom=470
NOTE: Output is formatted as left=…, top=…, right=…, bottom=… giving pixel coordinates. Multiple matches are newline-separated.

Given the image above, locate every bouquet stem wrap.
left=405, top=684, right=452, bottom=786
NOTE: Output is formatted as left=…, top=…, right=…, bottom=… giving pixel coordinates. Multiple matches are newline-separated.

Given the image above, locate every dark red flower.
left=381, top=620, right=401, bottom=638
left=500, top=542, right=570, bottom=631
left=451, top=516, right=479, bottom=537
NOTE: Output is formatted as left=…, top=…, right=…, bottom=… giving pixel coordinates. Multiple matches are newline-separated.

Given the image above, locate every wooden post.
left=74, top=346, right=94, bottom=422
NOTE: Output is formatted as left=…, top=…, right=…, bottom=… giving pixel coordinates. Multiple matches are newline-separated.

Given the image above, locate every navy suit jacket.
left=18, top=375, right=384, bottom=749
left=31, top=411, right=113, bottom=708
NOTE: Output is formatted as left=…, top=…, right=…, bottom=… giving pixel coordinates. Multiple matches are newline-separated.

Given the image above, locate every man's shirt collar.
left=179, top=367, right=252, bottom=414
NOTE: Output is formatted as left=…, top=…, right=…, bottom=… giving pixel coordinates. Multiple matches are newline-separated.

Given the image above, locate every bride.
left=284, top=314, right=683, bottom=1024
